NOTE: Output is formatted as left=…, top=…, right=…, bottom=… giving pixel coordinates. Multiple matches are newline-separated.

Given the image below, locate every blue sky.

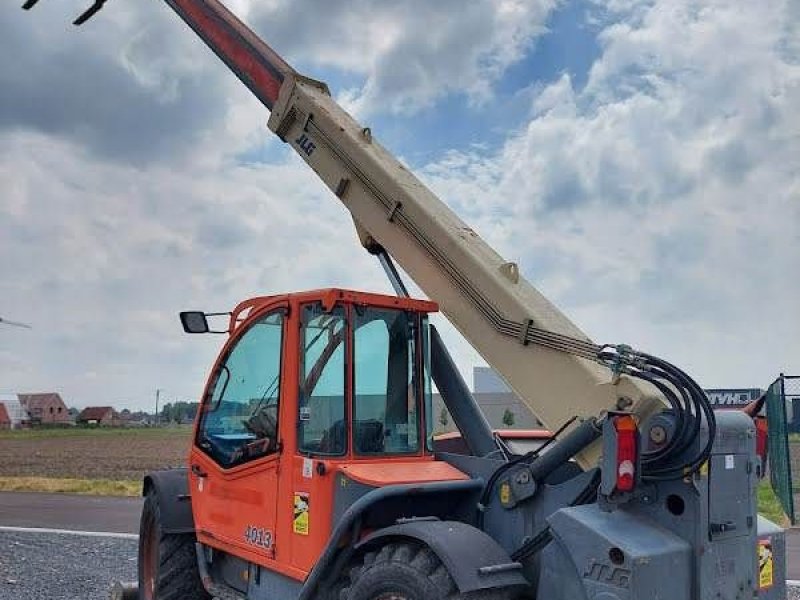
left=240, top=2, right=603, bottom=180
left=0, top=0, right=797, bottom=411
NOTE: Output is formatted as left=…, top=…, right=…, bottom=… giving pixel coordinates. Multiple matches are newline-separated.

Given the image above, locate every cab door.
left=190, top=308, right=286, bottom=562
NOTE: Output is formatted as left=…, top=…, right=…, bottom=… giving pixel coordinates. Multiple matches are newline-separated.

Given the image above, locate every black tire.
left=340, top=542, right=516, bottom=600
left=138, top=491, right=210, bottom=600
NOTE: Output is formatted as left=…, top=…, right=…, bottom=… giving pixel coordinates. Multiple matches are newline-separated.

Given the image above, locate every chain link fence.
left=766, top=374, right=800, bottom=524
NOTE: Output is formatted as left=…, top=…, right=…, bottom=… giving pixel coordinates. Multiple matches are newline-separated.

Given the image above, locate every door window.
left=197, top=311, right=284, bottom=468
left=298, top=303, right=347, bottom=456
left=353, top=308, right=420, bottom=455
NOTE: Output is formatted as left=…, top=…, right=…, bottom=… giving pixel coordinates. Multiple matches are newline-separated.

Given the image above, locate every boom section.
left=164, top=0, right=294, bottom=109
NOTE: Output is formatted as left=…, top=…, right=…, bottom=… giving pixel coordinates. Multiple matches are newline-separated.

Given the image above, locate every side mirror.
left=180, top=312, right=210, bottom=334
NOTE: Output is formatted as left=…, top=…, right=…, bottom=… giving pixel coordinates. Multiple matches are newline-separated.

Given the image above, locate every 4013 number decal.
left=244, top=525, right=273, bottom=550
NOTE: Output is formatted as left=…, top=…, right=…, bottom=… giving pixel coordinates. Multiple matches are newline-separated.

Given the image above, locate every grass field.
left=0, top=427, right=192, bottom=495
left=758, top=480, right=789, bottom=526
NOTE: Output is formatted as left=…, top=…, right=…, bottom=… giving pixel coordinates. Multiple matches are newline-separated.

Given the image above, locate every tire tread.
left=138, top=492, right=209, bottom=600
left=338, top=541, right=516, bottom=600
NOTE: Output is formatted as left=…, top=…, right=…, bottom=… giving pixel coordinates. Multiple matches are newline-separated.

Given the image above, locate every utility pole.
left=154, top=389, right=161, bottom=427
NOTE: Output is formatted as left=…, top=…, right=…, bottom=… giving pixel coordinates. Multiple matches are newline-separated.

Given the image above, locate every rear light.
left=613, top=415, right=638, bottom=492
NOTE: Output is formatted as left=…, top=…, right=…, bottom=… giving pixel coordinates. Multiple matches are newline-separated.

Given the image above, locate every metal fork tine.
left=73, top=0, right=108, bottom=25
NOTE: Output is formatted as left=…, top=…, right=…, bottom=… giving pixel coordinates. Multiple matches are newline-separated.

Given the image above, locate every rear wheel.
left=340, top=542, right=515, bottom=600
left=138, top=491, right=210, bottom=600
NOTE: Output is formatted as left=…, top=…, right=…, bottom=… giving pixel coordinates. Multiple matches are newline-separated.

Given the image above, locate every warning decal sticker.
left=499, top=482, right=512, bottom=505
left=758, top=539, right=774, bottom=589
left=293, top=492, right=310, bottom=536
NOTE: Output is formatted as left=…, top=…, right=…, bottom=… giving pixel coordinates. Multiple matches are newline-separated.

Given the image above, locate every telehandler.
left=24, top=2, right=787, bottom=599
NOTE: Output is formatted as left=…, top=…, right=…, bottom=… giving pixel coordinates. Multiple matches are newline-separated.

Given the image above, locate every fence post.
left=779, top=374, right=795, bottom=524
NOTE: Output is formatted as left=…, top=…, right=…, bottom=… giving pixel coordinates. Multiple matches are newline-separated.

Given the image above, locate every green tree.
left=438, top=407, right=450, bottom=430
left=502, top=408, right=516, bottom=428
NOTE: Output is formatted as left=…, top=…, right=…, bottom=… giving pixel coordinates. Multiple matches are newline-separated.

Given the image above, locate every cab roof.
left=230, top=288, right=438, bottom=330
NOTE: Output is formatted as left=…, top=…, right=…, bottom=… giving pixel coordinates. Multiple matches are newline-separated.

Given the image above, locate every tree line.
left=159, top=401, right=200, bottom=424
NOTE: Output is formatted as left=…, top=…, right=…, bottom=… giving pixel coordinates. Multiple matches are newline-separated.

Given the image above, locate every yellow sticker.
left=499, top=482, right=512, bottom=505
left=759, top=539, right=774, bottom=589
left=293, top=493, right=310, bottom=536
left=699, top=461, right=709, bottom=477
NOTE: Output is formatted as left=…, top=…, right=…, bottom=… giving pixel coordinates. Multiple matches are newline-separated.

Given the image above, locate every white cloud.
left=0, top=131, right=385, bottom=408
left=247, top=0, right=559, bottom=116
left=421, top=0, right=800, bottom=388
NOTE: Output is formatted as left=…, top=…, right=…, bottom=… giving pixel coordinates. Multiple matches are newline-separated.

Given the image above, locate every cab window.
left=196, top=311, right=284, bottom=468
left=298, top=303, right=347, bottom=456
left=353, top=307, right=420, bottom=455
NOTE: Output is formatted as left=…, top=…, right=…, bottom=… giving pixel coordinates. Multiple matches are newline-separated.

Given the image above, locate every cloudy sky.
left=0, top=0, right=797, bottom=411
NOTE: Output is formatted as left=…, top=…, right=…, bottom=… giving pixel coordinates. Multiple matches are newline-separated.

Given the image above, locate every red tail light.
left=614, top=415, right=638, bottom=492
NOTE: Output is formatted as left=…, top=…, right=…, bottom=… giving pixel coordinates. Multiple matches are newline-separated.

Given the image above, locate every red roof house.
left=18, top=393, right=71, bottom=425
left=77, top=406, right=117, bottom=426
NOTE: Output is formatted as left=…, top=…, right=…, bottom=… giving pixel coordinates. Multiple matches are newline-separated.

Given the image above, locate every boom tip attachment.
left=21, top=0, right=109, bottom=25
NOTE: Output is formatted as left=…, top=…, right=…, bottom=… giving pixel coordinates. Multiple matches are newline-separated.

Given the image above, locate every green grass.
left=757, top=481, right=789, bottom=526
left=0, top=476, right=140, bottom=497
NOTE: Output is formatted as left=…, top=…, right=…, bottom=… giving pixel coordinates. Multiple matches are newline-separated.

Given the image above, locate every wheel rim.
left=374, top=594, right=410, bottom=600
left=141, top=514, right=157, bottom=600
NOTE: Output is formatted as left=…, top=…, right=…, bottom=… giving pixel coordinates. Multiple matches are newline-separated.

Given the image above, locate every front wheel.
left=340, top=542, right=515, bottom=600
left=138, top=491, right=210, bottom=600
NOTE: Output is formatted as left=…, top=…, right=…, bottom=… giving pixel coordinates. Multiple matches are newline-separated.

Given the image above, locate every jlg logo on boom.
left=295, top=133, right=316, bottom=156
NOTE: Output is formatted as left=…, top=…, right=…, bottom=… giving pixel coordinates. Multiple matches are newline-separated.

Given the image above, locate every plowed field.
left=0, top=428, right=192, bottom=481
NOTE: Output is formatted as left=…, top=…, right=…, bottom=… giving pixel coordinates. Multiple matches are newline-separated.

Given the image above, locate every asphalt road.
left=0, top=491, right=141, bottom=534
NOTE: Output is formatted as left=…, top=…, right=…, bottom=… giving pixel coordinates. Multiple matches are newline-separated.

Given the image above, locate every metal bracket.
left=387, top=200, right=402, bottom=222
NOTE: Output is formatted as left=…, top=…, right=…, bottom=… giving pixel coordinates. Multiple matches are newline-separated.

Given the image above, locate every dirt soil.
left=0, top=428, right=192, bottom=481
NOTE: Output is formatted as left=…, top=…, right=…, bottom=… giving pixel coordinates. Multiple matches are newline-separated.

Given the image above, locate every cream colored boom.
left=267, top=76, right=661, bottom=468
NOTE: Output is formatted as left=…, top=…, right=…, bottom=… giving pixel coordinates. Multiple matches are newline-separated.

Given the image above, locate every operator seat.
left=354, top=420, right=385, bottom=454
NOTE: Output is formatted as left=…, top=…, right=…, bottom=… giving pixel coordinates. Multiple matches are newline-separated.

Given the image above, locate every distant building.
left=705, top=388, right=763, bottom=409
left=18, top=393, right=71, bottom=425
left=474, top=367, right=538, bottom=427
left=0, top=394, right=26, bottom=429
left=431, top=368, right=540, bottom=434
left=432, top=391, right=541, bottom=433
left=77, top=406, right=117, bottom=426
left=0, top=403, right=10, bottom=430
left=474, top=366, right=512, bottom=394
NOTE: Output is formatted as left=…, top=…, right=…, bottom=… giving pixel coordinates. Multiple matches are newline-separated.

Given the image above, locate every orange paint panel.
left=208, top=511, right=236, bottom=526
left=208, top=486, right=264, bottom=504
left=339, top=460, right=468, bottom=487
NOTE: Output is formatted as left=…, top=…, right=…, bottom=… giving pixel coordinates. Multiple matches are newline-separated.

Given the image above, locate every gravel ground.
left=0, top=529, right=798, bottom=599
left=0, top=532, right=137, bottom=600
